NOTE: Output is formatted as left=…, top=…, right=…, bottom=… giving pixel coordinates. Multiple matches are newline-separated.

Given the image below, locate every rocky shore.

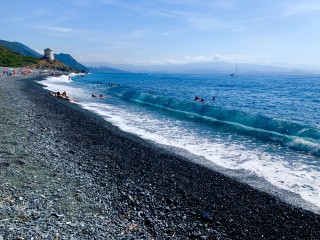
left=0, top=75, right=320, bottom=239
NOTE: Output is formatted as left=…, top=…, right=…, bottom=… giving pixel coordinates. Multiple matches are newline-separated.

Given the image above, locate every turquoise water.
left=40, top=73, right=320, bottom=211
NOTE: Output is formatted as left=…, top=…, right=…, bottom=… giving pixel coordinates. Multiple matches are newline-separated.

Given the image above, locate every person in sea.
left=194, top=96, right=205, bottom=103
left=92, top=94, right=105, bottom=98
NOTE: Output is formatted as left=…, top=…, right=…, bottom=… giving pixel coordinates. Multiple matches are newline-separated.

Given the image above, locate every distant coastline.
left=83, top=61, right=320, bottom=75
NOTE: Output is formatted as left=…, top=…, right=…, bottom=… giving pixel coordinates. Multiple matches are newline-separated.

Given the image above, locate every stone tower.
left=44, top=48, right=54, bottom=60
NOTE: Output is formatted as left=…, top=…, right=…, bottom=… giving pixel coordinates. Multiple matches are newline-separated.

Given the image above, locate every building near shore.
left=44, top=48, right=54, bottom=60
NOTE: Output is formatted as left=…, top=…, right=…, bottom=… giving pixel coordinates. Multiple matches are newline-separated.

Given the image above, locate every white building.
left=44, top=48, right=54, bottom=60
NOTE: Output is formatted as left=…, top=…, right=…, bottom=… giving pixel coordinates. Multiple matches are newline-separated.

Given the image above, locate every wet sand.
left=0, top=75, right=320, bottom=239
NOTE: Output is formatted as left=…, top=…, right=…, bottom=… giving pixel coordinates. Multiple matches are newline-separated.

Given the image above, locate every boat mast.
left=230, top=63, right=238, bottom=76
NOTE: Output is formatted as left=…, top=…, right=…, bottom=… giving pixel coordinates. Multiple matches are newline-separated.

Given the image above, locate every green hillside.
left=0, top=39, right=89, bottom=72
left=0, top=46, right=39, bottom=67
left=0, top=39, right=42, bottom=58
left=0, top=46, right=77, bottom=72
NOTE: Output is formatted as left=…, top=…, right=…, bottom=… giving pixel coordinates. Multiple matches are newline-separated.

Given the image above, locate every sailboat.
left=230, top=63, right=238, bottom=76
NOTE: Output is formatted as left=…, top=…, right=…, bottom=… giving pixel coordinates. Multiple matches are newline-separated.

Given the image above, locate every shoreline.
left=1, top=75, right=320, bottom=239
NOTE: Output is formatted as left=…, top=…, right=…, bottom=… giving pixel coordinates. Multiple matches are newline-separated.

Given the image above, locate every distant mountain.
left=54, top=53, right=88, bottom=72
left=83, top=61, right=320, bottom=75
left=88, top=66, right=129, bottom=73
left=0, top=39, right=42, bottom=58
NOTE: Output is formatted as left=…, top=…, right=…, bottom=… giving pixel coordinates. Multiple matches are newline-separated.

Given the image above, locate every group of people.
left=194, top=95, right=216, bottom=103
left=91, top=94, right=104, bottom=98
left=108, top=82, right=120, bottom=86
left=49, top=89, right=214, bottom=105
left=50, top=90, right=106, bottom=102
left=49, top=91, right=76, bottom=102
left=194, top=96, right=205, bottom=103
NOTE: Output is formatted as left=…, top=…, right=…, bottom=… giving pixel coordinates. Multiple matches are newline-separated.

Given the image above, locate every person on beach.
left=49, top=91, right=78, bottom=102
left=49, top=91, right=60, bottom=97
left=61, top=91, right=68, bottom=99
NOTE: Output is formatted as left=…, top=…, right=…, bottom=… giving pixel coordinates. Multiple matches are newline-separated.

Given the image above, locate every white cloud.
left=156, top=0, right=234, bottom=8
left=181, top=54, right=256, bottom=64
left=283, top=1, right=320, bottom=16
left=184, top=55, right=227, bottom=62
left=36, top=25, right=75, bottom=33
left=160, top=31, right=174, bottom=36
left=123, top=54, right=255, bottom=65
left=151, top=8, right=242, bottom=32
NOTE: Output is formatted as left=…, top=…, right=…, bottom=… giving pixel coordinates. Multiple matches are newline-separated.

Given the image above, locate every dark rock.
left=14, top=159, right=27, bottom=165
left=200, top=211, right=213, bottom=222
left=0, top=162, right=10, bottom=167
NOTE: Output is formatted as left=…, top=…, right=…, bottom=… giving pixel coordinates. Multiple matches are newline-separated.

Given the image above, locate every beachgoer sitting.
left=60, top=91, right=72, bottom=101
left=49, top=91, right=73, bottom=101
left=61, top=91, right=67, bottom=98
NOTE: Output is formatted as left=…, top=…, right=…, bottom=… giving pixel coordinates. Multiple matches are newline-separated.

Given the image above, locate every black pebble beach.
left=0, top=75, right=320, bottom=239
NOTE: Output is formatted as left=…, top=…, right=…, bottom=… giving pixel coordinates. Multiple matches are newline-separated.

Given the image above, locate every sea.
left=39, top=72, right=320, bottom=213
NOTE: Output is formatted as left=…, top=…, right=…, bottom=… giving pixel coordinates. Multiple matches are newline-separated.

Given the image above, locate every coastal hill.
left=0, top=46, right=39, bottom=67
left=0, top=39, right=42, bottom=58
left=54, top=53, right=88, bottom=72
left=0, top=45, right=76, bottom=71
left=88, top=66, right=129, bottom=73
left=0, top=39, right=88, bottom=72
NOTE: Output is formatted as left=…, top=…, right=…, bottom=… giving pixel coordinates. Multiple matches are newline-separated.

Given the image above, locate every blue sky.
left=1, top=0, right=320, bottom=68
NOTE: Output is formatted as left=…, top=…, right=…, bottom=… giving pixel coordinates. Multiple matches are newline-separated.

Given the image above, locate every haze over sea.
left=40, top=72, right=320, bottom=212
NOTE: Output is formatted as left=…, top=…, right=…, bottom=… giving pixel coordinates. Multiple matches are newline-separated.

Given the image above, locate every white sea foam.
left=79, top=100, right=320, bottom=210
left=39, top=76, right=320, bottom=211
left=40, top=75, right=92, bottom=100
